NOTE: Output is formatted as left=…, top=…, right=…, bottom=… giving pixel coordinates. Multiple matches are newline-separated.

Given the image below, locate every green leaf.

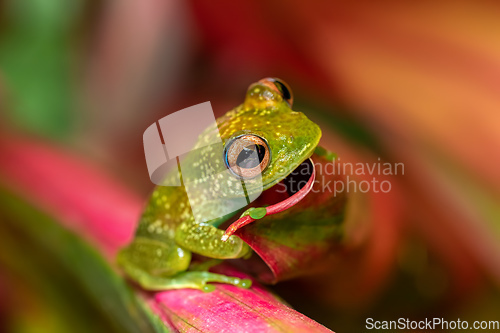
left=0, top=187, right=171, bottom=333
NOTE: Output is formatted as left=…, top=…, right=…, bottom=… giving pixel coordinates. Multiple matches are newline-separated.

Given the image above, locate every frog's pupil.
left=236, top=144, right=266, bottom=169
left=274, top=80, right=292, bottom=103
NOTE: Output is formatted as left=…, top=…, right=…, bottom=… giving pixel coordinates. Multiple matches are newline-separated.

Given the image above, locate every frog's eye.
left=224, top=135, right=270, bottom=179
left=258, top=78, right=294, bottom=107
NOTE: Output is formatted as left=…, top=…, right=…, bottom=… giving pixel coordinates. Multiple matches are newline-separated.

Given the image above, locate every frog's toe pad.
left=202, top=280, right=250, bottom=293
left=202, top=284, right=216, bottom=292
left=239, top=278, right=252, bottom=288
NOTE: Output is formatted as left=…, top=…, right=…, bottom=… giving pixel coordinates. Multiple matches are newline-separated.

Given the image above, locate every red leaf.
left=0, top=136, right=333, bottom=332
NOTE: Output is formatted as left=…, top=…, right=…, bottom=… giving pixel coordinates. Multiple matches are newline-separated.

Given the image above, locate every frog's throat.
left=221, top=158, right=316, bottom=241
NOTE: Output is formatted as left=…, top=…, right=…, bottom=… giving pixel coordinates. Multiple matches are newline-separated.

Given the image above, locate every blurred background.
left=1, top=0, right=500, bottom=332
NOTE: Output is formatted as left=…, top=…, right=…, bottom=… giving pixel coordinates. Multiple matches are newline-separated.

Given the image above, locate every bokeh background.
left=1, top=0, right=500, bottom=332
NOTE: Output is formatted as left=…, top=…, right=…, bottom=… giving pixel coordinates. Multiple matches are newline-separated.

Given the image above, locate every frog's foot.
left=314, top=146, right=337, bottom=161
left=222, top=159, right=316, bottom=241
left=221, top=207, right=267, bottom=242
left=136, top=271, right=252, bottom=292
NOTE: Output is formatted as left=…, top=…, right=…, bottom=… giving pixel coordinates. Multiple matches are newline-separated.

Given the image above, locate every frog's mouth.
left=221, top=158, right=315, bottom=241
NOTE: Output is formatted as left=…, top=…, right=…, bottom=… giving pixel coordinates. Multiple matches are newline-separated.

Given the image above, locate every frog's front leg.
left=175, top=218, right=251, bottom=259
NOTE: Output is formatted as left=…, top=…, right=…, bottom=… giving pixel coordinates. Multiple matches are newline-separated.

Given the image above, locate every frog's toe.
left=202, top=284, right=216, bottom=293
left=119, top=269, right=252, bottom=292
left=184, top=271, right=253, bottom=292
left=239, top=278, right=252, bottom=289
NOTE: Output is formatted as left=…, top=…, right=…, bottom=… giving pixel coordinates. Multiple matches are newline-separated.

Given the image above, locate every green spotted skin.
left=117, top=80, right=322, bottom=291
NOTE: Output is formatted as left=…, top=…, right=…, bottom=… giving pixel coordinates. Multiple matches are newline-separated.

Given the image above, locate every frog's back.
left=135, top=185, right=192, bottom=241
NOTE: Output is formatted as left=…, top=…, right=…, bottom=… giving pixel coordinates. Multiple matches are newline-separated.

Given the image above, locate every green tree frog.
left=117, top=78, right=323, bottom=292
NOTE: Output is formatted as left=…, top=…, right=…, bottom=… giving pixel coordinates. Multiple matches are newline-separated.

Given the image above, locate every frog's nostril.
left=259, top=78, right=294, bottom=107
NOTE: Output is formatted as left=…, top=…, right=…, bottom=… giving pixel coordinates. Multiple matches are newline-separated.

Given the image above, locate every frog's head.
left=218, top=78, right=321, bottom=194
